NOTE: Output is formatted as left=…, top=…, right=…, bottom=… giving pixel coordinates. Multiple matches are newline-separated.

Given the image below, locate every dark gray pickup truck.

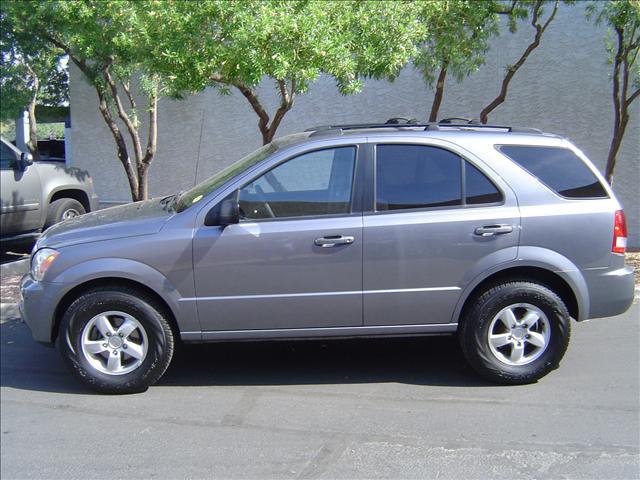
left=1, top=137, right=98, bottom=240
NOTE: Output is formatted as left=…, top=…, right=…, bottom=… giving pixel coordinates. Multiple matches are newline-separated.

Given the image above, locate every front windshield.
left=174, top=143, right=276, bottom=212
left=174, top=132, right=311, bottom=212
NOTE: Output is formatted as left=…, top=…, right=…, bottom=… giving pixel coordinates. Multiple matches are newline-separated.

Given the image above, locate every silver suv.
left=20, top=121, right=635, bottom=393
left=1, top=138, right=98, bottom=240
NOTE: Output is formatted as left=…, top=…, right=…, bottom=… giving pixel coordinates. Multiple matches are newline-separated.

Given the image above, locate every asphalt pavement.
left=1, top=302, right=638, bottom=479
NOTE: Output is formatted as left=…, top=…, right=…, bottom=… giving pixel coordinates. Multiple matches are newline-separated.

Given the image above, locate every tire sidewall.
left=465, top=283, right=570, bottom=383
left=59, top=291, right=171, bottom=393
left=46, top=198, right=85, bottom=228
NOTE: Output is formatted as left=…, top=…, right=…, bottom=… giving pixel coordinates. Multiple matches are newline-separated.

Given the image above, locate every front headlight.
left=31, top=248, right=59, bottom=281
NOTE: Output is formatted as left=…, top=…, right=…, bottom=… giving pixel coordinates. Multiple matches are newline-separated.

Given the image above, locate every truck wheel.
left=45, top=198, right=86, bottom=228
left=58, top=287, right=175, bottom=394
left=459, top=281, right=571, bottom=385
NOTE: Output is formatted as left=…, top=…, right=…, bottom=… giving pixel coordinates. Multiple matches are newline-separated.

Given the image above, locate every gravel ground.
left=0, top=275, right=21, bottom=304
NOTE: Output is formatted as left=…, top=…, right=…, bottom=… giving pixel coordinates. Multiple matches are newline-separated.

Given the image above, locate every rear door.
left=363, top=142, right=520, bottom=326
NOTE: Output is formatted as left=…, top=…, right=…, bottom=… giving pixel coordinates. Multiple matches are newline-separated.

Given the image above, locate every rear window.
left=498, top=145, right=608, bottom=198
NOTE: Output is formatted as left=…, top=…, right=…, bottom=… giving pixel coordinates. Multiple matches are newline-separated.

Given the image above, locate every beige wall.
left=69, top=3, right=639, bottom=246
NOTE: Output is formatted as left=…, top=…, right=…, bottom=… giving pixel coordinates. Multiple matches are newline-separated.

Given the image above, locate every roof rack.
left=307, top=117, right=543, bottom=136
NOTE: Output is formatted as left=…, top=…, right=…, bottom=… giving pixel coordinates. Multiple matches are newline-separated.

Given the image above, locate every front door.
left=193, top=145, right=363, bottom=331
left=363, top=143, right=519, bottom=326
left=0, top=141, right=42, bottom=235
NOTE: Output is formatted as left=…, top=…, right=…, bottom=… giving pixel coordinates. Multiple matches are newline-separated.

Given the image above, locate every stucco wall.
left=69, top=3, right=639, bottom=246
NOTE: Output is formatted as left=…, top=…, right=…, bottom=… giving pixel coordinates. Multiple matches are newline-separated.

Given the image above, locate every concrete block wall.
left=69, top=3, right=639, bottom=246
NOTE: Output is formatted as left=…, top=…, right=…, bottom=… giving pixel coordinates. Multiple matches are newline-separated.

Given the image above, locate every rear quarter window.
left=498, top=145, right=608, bottom=198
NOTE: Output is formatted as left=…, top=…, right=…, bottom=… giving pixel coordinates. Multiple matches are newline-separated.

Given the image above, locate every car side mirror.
left=204, top=191, right=240, bottom=227
left=17, top=152, right=33, bottom=171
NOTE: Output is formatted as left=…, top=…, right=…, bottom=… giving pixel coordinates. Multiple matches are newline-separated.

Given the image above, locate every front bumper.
left=584, top=265, right=636, bottom=320
left=20, top=274, right=65, bottom=344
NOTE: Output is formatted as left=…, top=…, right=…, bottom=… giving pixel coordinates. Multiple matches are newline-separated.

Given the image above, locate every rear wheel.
left=459, top=281, right=570, bottom=384
left=58, top=287, right=174, bottom=394
left=45, top=198, right=85, bottom=228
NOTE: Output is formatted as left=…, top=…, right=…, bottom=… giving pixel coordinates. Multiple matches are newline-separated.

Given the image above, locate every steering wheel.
left=254, top=184, right=276, bottom=218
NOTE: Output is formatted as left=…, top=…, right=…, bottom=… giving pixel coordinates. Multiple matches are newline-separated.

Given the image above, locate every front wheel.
left=459, top=281, right=571, bottom=385
left=58, top=287, right=175, bottom=394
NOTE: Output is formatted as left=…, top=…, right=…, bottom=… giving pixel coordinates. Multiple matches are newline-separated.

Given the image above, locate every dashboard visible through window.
left=239, top=146, right=356, bottom=220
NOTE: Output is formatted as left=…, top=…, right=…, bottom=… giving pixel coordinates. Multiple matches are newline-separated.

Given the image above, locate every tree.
left=589, top=0, right=640, bottom=184
left=479, top=0, right=561, bottom=124
left=413, top=0, right=501, bottom=122
left=4, top=0, right=165, bottom=201
left=145, top=0, right=424, bottom=145
left=0, top=6, right=68, bottom=159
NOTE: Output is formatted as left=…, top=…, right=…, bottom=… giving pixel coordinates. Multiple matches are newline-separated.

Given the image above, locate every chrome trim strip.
left=1, top=203, right=39, bottom=213
left=180, top=286, right=460, bottom=302
left=364, top=286, right=460, bottom=295
left=188, top=323, right=459, bottom=342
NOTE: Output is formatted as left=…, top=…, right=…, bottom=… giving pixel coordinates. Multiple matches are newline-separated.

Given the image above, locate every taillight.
left=612, top=210, right=627, bottom=254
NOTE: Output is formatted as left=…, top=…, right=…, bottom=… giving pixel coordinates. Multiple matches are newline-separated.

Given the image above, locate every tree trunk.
left=137, top=163, right=149, bottom=201
left=95, top=86, right=141, bottom=201
left=26, top=73, right=40, bottom=160
left=604, top=25, right=640, bottom=186
left=479, top=0, right=558, bottom=124
left=429, top=66, right=448, bottom=122
left=26, top=98, right=40, bottom=161
left=231, top=79, right=295, bottom=145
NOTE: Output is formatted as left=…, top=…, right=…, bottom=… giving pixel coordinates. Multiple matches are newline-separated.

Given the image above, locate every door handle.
left=474, top=224, right=514, bottom=237
left=314, top=235, right=355, bottom=247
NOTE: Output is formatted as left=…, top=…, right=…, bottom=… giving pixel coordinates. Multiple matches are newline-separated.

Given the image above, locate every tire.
left=58, top=287, right=175, bottom=394
left=459, top=281, right=570, bottom=385
left=44, top=198, right=86, bottom=229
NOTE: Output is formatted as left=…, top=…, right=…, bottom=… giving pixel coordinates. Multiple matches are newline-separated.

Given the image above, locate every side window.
left=239, top=146, right=356, bottom=220
left=499, top=145, right=608, bottom=198
left=376, top=145, right=462, bottom=211
left=0, top=142, right=17, bottom=170
left=465, top=162, right=502, bottom=204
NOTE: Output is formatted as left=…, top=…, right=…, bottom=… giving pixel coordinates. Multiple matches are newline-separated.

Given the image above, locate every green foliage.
left=143, top=0, right=423, bottom=98
left=0, top=120, right=64, bottom=142
left=4, top=0, right=162, bottom=108
left=0, top=4, right=68, bottom=121
left=588, top=0, right=640, bottom=91
left=413, top=0, right=501, bottom=87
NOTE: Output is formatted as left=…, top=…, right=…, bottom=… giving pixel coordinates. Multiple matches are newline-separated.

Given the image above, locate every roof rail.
left=307, top=117, right=543, bottom=136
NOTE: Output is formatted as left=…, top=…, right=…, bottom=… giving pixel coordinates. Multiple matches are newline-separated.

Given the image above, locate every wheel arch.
left=457, top=266, right=580, bottom=323
left=52, top=277, right=180, bottom=343
left=48, top=188, right=91, bottom=212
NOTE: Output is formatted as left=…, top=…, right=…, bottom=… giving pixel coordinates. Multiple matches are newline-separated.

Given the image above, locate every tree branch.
left=211, top=73, right=269, bottom=143
left=479, top=0, right=559, bottom=123
left=95, top=86, right=139, bottom=199
left=102, top=60, right=144, bottom=165
left=627, top=88, right=640, bottom=106
left=122, top=80, right=137, bottom=112
left=429, top=64, right=448, bottom=122
left=495, top=0, right=518, bottom=16
left=143, top=81, right=158, bottom=166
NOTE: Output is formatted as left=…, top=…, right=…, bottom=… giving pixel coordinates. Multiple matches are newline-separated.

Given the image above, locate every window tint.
left=465, top=162, right=502, bottom=204
left=376, top=145, right=462, bottom=211
left=239, top=146, right=355, bottom=220
left=0, top=142, right=17, bottom=170
left=499, top=145, right=608, bottom=198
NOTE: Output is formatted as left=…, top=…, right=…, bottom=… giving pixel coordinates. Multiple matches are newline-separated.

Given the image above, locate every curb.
left=0, top=303, right=20, bottom=323
left=0, top=258, right=29, bottom=277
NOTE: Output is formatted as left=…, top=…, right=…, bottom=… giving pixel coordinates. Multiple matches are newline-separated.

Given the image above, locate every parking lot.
left=1, top=299, right=638, bottom=479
